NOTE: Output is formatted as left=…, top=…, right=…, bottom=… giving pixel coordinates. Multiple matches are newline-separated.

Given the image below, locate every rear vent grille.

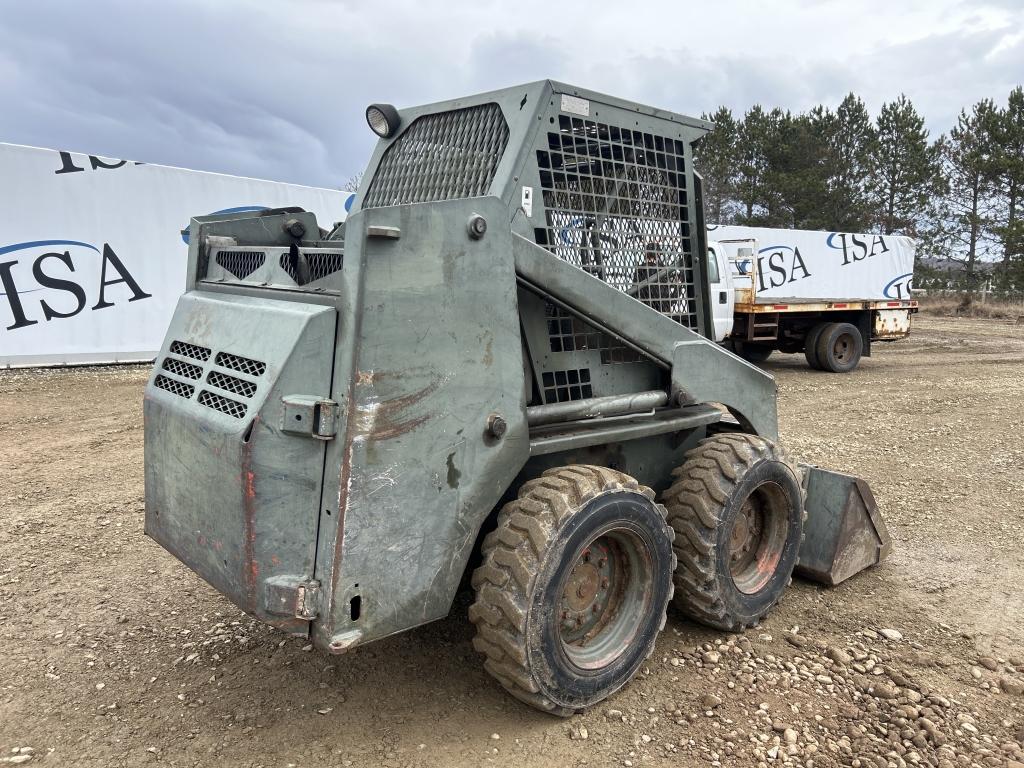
left=169, top=340, right=211, bottom=362
left=363, top=103, right=509, bottom=208
left=215, top=352, right=266, bottom=377
left=278, top=251, right=345, bottom=282
left=541, top=368, right=593, bottom=403
left=161, top=357, right=202, bottom=380
left=198, top=390, right=247, bottom=419
left=154, top=374, right=195, bottom=399
left=215, top=250, right=266, bottom=280
left=207, top=370, right=257, bottom=399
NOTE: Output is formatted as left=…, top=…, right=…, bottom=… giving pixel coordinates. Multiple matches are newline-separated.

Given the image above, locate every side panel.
left=709, top=225, right=915, bottom=302
left=313, top=198, right=529, bottom=650
left=144, top=292, right=335, bottom=634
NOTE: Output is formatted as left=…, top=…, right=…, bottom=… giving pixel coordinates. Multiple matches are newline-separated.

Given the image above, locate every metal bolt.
left=486, top=413, right=507, bottom=439
left=598, top=557, right=607, bottom=567
left=467, top=213, right=487, bottom=240
left=601, top=577, right=609, bottom=588
left=283, top=218, right=306, bottom=239
left=591, top=604, right=599, bottom=614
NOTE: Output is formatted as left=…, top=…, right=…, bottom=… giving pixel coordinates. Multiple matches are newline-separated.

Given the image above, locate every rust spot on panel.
left=242, top=454, right=258, bottom=607
left=362, top=379, right=442, bottom=442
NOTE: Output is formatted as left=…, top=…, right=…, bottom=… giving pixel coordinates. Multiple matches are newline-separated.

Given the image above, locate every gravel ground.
left=1, top=315, right=1023, bottom=768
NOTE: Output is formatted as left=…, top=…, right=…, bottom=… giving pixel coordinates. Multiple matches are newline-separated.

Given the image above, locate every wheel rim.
left=728, top=482, right=791, bottom=594
left=558, top=529, right=652, bottom=670
left=832, top=332, right=855, bottom=363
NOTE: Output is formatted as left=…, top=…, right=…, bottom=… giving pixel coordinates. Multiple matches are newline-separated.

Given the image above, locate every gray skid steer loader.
left=144, top=81, right=890, bottom=715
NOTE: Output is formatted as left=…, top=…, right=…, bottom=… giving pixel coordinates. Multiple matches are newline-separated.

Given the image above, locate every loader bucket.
left=795, top=465, right=891, bottom=586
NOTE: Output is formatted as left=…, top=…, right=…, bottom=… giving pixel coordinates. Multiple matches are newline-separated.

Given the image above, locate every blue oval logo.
left=0, top=240, right=101, bottom=296
left=883, top=272, right=914, bottom=300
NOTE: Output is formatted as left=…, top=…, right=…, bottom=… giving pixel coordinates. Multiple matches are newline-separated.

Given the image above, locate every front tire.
left=469, top=466, right=675, bottom=716
left=660, top=434, right=804, bottom=631
left=734, top=342, right=773, bottom=364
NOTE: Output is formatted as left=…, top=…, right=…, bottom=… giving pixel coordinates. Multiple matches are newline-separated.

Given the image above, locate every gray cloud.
left=0, top=0, right=1020, bottom=188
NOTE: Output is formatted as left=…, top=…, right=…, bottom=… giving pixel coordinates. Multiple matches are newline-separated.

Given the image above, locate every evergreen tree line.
left=693, top=87, right=1024, bottom=299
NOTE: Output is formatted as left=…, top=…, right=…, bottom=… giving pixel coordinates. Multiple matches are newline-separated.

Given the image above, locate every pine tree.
left=735, top=106, right=776, bottom=223
left=873, top=95, right=944, bottom=235
left=817, top=93, right=877, bottom=232
left=934, top=100, right=1001, bottom=290
left=990, top=87, right=1024, bottom=298
left=763, top=110, right=829, bottom=229
left=694, top=107, right=739, bottom=225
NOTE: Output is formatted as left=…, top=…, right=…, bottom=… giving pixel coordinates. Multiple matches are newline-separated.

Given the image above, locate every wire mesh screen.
left=363, top=103, right=509, bottom=208
left=534, top=114, right=698, bottom=330
left=545, top=302, right=644, bottom=365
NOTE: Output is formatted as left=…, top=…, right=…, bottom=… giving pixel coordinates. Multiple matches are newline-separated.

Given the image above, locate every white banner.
left=707, top=224, right=915, bottom=302
left=0, top=143, right=353, bottom=367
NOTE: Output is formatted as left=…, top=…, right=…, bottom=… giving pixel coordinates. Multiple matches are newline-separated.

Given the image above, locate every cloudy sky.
left=1, top=0, right=1021, bottom=189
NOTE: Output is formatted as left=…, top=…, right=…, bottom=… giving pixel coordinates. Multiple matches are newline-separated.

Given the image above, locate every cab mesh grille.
left=534, top=113, right=698, bottom=330
left=363, top=103, right=509, bottom=208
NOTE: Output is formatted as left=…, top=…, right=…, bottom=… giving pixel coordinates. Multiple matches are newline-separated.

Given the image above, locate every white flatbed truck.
left=706, top=225, right=918, bottom=372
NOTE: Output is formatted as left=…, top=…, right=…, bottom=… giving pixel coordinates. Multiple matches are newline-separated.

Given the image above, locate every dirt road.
left=1, top=316, right=1023, bottom=767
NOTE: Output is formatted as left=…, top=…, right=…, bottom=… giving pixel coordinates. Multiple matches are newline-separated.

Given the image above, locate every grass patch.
left=917, top=294, right=1024, bottom=320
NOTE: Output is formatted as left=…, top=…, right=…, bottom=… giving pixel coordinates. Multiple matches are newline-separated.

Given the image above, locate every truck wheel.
left=815, top=322, right=863, bottom=373
left=469, top=465, right=675, bottom=716
left=804, top=323, right=828, bottom=370
left=660, top=434, right=804, bottom=631
left=734, top=342, right=773, bottom=364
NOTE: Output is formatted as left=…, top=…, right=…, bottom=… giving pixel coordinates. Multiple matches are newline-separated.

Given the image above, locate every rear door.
left=145, top=291, right=336, bottom=636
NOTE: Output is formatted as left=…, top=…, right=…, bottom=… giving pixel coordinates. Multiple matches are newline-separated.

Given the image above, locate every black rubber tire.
left=815, top=322, right=863, bottom=373
left=735, top=342, right=773, bottom=364
left=660, top=434, right=804, bottom=631
left=469, top=465, right=675, bottom=716
left=804, top=323, right=828, bottom=370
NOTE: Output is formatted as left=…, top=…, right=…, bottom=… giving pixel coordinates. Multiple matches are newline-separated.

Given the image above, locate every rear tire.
left=804, top=323, right=827, bottom=370
left=660, top=434, right=804, bottom=631
left=469, top=465, right=675, bottom=716
left=815, top=322, right=863, bottom=373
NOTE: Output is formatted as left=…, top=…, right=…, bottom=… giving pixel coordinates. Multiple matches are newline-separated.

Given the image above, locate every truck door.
left=707, top=243, right=735, bottom=341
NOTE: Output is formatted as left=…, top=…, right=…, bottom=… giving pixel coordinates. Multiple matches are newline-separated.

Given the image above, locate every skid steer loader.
left=143, top=81, right=890, bottom=715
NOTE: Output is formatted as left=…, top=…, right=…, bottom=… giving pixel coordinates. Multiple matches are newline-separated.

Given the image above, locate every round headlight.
left=366, top=103, right=400, bottom=138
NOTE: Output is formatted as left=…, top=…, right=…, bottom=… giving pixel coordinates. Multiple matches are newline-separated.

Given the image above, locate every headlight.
left=366, top=103, right=400, bottom=138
